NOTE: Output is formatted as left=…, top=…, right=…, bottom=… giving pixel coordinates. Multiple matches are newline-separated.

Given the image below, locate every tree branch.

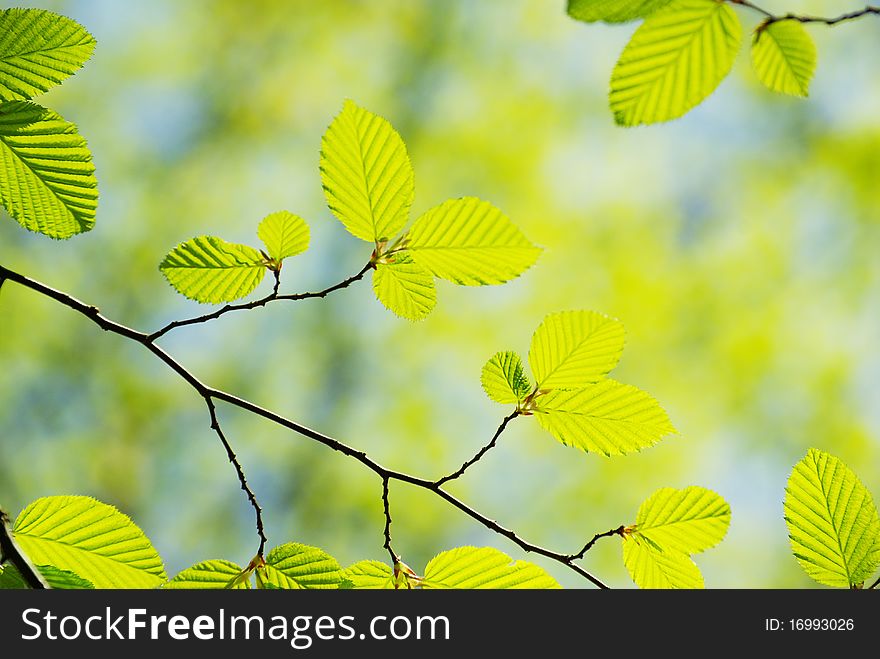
left=435, top=410, right=520, bottom=486
left=566, top=526, right=626, bottom=561
left=148, top=262, right=374, bottom=341
left=0, top=508, right=48, bottom=589
left=0, top=263, right=609, bottom=588
left=729, top=1, right=880, bottom=26
left=381, top=477, right=398, bottom=565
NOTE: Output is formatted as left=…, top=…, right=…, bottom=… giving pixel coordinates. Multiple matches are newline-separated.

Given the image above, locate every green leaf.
left=342, top=560, right=395, bottom=589
left=164, top=559, right=250, bottom=589
left=623, top=535, right=704, bottom=588
left=609, top=0, right=742, bottom=126
left=0, top=101, right=97, bottom=238
left=528, top=310, right=625, bottom=390
left=407, top=197, right=540, bottom=286
left=256, top=543, right=346, bottom=589
left=0, top=564, right=26, bottom=588
left=12, top=495, right=166, bottom=588
left=634, top=487, right=730, bottom=554
left=257, top=210, right=310, bottom=262
left=320, top=100, right=413, bottom=243
left=159, top=236, right=267, bottom=304
left=0, top=9, right=96, bottom=101
left=534, top=379, right=675, bottom=456
left=751, top=20, right=817, bottom=98
left=567, top=0, right=673, bottom=24
left=421, top=547, right=560, bottom=589
left=784, top=449, right=880, bottom=588
left=481, top=351, right=532, bottom=405
left=372, top=252, right=436, bottom=320
left=0, top=563, right=94, bottom=589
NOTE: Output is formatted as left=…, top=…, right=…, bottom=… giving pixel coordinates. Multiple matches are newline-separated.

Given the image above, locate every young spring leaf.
left=623, top=534, right=704, bottom=589
left=633, top=486, right=730, bottom=554
left=567, top=0, right=673, bottom=24
left=257, top=210, right=310, bottom=263
left=12, top=495, right=166, bottom=588
left=609, top=0, right=743, bottom=126
left=320, top=100, right=414, bottom=244
left=159, top=236, right=267, bottom=304
left=372, top=252, right=436, bottom=321
left=342, top=560, right=395, bottom=589
left=421, top=546, right=560, bottom=589
left=406, top=197, right=541, bottom=286
left=0, top=563, right=95, bottom=589
left=481, top=351, right=532, bottom=405
left=784, top=449, right=880, bottom=588
left=534, top=379, right=675, bottom=456
left=751, top=20, right=817, bottom=98
left=256, top=543, right=347, bottom=589
left=164, top=559, right=250, bottom=589
left=528, top=310, right=625, bottom=390
left=0, top=9, right=96, bottom=101
left=0, top=101, right=97, bottom=238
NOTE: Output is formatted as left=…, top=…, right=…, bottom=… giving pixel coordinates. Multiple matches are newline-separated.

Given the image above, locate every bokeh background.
left=1, top=0, right=878, bottom=588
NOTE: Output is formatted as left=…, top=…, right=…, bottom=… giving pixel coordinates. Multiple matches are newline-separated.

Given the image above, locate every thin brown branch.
left=381, top=477, right=398, bottom=565
left=0, top=509, right=48, bottom=589
left=566, top=526, right=626, bottom=561
left=0, top=263, right=609, bottom=589
left=435, top=410, right=520, bottom=486
left=148, top=262, right=374, bottom=341
left=729, top=0, right=880, bottom=26
left=205, top=397, right=268, bottom=556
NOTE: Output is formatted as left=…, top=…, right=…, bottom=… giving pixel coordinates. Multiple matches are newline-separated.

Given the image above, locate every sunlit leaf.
left=320, top=100, right=413, bottom=243
left=164, top=559, right=250, bottom=589
left=634, top=486, right=730, bottom=554
left=528, top=310, right=625, bottom=390
left=372, top=252, right=436, bottom=320
left=784, top=449, right=880, bottom=588
left=0, top=8, right=95, bottom=101
left=567, top=0, right=673, bottom=24
left=623, top=534, right=703, bottom=588
left=481, top=351, right=531, bottom=405
left=341, top=560, right=394, bottom=589
left=256, top=543, right=346, bottom=589
left=159, top=236, right=267, bottom=304
left=751, top=20, right=816, bottom=97
left=257, top=210, right=310, bottom=262
left=609, top=0, right=742, bottom=126
left=534, top=379, right=675, bottom=456
left=421, top=546, right=560, bottom=589
left=12, top=495, right=165, bottom=588
left=0, top=563, right=94, bottom=589
left=407, top=197, right=541, bottom=286
left=0, top=101, right=97, bottom=238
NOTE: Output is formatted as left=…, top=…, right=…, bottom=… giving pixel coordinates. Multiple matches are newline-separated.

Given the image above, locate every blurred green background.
left=1, top=0, right=878, bottom=588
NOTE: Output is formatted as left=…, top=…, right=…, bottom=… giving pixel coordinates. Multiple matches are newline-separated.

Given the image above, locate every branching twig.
left=435, top=410, right=520, bottom=486
left=0, top=263, right=610, bottom=588
left=148, top=262, right=374, bottom=341
left=0, top=509, right=48, bottom=589
left=381, top=477, right=398, bottom=565
left=205, top=397, right=268, bottom=556
left=566, top=526, right=626, bottom=561
left=729, top=1, right=880, bottom=26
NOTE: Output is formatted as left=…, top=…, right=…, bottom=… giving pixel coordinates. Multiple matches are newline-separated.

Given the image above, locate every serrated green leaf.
left=257, top=210, right=310, bottom=262
left=257, top=543, right=346, bottom=589
left=609, top=0, right=742, bottom=126
left=0, top=563, right=94, bottom=589
left=634, top=486, right=730, bottom=554
left=159, top=236, right=267, bottom=304
left=751, top=20, right=816, bottom=98
left=342, top=560, right=395, bottom=589
left=534, top=379, right=675, bottom=456
left=320, top=100, right=413, bottom=243
left=12, top=495, right=165, bottom=589
left=567, top=0, right=673, bottom=23
left=481, top=351, right=532, bottom=405
left=784, top=449, right=880, bottom=588
left=0, top=9, right=95, bottom=101
left=623, top=535, right=704, bottom=588
left=164, top=559, right=249, bottom=589
left=407, top=197, right=540, bottom=286
left=0, top=564, right=25, bottom=588
left=372, top=252, right=436, bottom=320
left=421, top=547, right=560, bottom=589
left=528, top=310, right=625, bottom=390
left=0, top=101, right=97, bottom=238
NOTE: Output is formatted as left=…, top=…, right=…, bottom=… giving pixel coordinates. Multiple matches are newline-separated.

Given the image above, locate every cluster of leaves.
left=0, top=8, right=98, bottom=238
left=160, top=101, right=541, bottom=320
left=567, top=0, right=821, bottom=126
